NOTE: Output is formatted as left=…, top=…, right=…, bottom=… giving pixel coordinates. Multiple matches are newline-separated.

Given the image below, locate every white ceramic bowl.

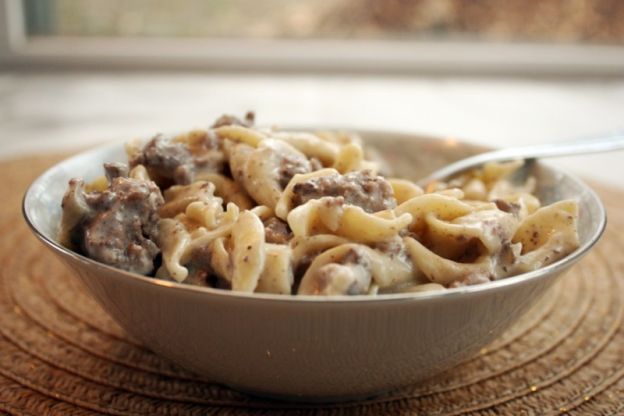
left=23, top=131, right=605, bottom=402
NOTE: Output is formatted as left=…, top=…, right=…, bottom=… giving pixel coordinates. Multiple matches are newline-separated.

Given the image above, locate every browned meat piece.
left=103, top=162, right=129, bottom=182
left=60, top=179, right=101, bottom=249
left=130, top=135, right=194, bottom=185
left=264, top=217, right=292, bottom=244
left=184, top=244, right=231, bottom=289
left=62, top=176, right=164, bottom=275
left=191, top=130, right=227, bottom=175
left=83, top=177, right=164, bottom=275
left=211, top=111, right=255, bottom=128
left=131, top=132, right=226, bottom=186
left=291, top=170, right=396, bottom=213
left=277, top=153, right=312, bottom=189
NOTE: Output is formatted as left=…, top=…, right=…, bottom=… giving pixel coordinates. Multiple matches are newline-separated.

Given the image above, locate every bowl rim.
left=22, top=129, right=607, bottom=304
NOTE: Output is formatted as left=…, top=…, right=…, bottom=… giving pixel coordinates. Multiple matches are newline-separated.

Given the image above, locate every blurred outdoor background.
left=24, top=0, right=624, bottom=44
left=1, top=0, right=623, bottom=186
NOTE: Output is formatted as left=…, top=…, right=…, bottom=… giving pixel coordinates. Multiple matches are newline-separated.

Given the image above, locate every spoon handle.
left=421, top=131, right=624, bottom=185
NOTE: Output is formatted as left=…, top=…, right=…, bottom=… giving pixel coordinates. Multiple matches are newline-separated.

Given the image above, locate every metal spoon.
left=418, top=131, right=624, bottom=186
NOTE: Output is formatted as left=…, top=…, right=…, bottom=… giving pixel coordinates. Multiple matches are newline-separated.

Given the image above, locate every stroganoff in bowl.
left=58, top=113, right=579, bottom=296
left=23, top=114, right=605, bottom=401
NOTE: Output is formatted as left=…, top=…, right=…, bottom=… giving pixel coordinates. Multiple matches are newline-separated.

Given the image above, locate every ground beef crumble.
left=263, top=217, right=292, bottom=244
left=291, top=170, right=396, bottom=213
left=62, top=175, right=164, bottom=275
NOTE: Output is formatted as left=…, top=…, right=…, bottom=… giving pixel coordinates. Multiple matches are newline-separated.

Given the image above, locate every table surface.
left=2, top=153, right=624, bottom=415
left=2, top=73, right=624, bottom=414
left=1, top=71, right=623, bottom=188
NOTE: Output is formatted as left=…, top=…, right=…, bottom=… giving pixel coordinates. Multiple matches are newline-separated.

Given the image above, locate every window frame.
left=2, top=0, right=624, bottom=77
left=0, top=0, right=26, bottom=63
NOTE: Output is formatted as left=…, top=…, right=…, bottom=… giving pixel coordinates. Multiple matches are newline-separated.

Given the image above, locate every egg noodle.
left=60, top=113, right=580, bottom=296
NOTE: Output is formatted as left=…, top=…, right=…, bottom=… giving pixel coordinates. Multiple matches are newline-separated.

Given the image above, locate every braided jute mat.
left=2, top=154, right=624, bottom=416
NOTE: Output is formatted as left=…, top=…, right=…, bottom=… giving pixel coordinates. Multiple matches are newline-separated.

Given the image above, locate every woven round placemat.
left=2, top=154, right=624, bottom=415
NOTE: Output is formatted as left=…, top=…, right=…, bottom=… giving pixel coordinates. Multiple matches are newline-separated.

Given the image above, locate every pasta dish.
left=59, top=113, right=580, bottom=296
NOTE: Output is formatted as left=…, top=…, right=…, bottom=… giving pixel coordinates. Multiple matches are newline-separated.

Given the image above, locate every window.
left=3, top=0, right=624, bottom=75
